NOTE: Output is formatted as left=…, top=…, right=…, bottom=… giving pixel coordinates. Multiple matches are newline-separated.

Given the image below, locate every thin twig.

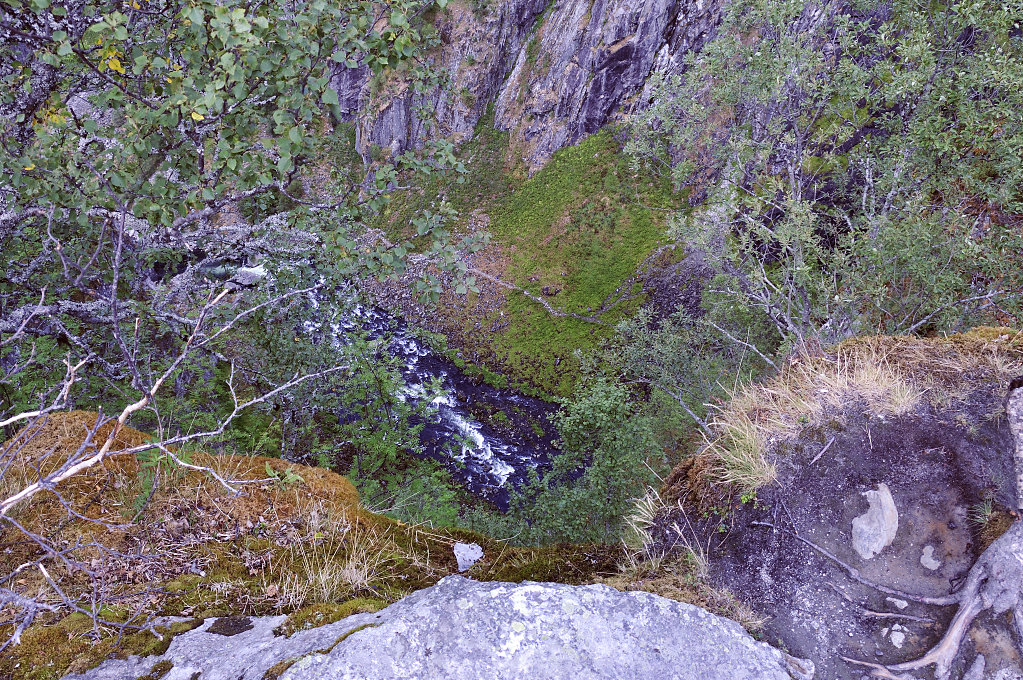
left=810, top=436, right=836, bottom=466
left=750, top=521, right=959, bottom=606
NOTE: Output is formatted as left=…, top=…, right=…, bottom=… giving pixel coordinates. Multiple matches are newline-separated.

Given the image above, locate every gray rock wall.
left=494, top=0, right=720, bottom=169
left=332, top=0, right=548, bottom=161
left=332, top=0, right=722, bottom=170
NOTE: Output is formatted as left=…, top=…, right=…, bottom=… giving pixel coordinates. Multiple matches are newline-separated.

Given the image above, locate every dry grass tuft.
left=274, top=527, right=389, bottom=609
left=621, top=487, right=664, bottom=552
left=600, top=554, right=766, bottom=633
left=698, top=328, right=1023, bottom=495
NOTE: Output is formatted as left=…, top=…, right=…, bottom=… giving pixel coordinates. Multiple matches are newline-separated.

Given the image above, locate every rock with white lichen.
left=62, top=576, right=812, bottom=680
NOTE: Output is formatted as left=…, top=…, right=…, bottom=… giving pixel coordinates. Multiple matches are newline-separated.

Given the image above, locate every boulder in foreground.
left=66, top=576, right=812, bottom=680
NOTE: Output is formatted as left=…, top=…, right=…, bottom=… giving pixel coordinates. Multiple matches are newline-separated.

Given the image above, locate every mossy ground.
left=377, top=121, right=681, bottom=395
left=2, top=617, right=202, bottom=680
left=273, top=599, right=386, bottom=638
left=0, top=413, right=714, bottom=679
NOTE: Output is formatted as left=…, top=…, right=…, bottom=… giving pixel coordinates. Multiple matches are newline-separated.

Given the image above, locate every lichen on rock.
left=60, top=577, right=812, bottom=680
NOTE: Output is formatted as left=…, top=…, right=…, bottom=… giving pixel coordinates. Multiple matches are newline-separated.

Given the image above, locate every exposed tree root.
left=755, top=519, right=1023, bottom=679
left=762, top=379, right=1023, bottom=678
left=751, top=521, right=957, bottom=605
left=840, top=519, right=1023, bottom=680
left=851, top=378, right=1023, bottom=679
left=872, top=520, right=1023, bottom=679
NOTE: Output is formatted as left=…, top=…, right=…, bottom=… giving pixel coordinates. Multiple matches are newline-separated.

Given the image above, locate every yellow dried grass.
left=701, top=328, right=1023, bottom=493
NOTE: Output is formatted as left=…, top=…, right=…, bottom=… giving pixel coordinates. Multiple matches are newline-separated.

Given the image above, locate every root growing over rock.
left=847, top=377, right=1023, bottom=678
left=840, top=518, right=1022, bottom=679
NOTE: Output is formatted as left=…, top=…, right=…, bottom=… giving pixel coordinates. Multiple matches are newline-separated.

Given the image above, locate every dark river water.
left=190, top=261, right=559, bottom=507
left=334, top=305, right=559, bottom=508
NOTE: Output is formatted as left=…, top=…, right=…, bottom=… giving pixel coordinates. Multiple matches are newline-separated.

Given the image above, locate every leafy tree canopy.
left=630, top=0, right=1023, bottom=348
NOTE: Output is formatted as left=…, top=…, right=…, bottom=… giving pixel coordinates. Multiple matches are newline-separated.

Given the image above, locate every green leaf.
left=321, top=88, right=339, bottom=106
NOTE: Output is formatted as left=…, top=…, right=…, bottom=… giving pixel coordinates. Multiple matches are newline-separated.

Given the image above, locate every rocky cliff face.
left=331, top=0, right=721, bottom=170
left=494, top=0, right=720, bottom=168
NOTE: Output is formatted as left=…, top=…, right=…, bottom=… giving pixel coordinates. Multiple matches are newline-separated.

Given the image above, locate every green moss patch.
left=137, top=659, right=174, bottom=680
left=274, top=599, right=386, bottom=638
left=377, top=122, right=681, bottom=394
left=0, top=616, right=201, bottom=680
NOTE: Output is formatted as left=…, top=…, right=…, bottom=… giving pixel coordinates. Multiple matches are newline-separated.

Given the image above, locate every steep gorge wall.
left=493, top=0, right=720, bottom=168
left=331, top=0, right=722, bottom=171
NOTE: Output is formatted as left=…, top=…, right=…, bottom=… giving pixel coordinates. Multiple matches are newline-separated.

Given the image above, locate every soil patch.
left=659, top=398, right=1021, bottom=679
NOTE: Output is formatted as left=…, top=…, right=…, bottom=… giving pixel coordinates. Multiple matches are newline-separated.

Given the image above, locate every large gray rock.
left=61, top=610, right=384, bottom=680
left=63, top=577, right=812, bottom=680
left=494, top=0, right=721, bottom=170
left=334, top=0, right=722, bottom=171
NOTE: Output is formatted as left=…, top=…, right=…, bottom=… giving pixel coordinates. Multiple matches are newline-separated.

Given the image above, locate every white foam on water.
left=303, top=293, right=526, bottom=490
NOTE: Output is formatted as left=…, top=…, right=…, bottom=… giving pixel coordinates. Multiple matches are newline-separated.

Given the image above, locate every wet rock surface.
left=64, top=577, right=812, bottom=680
left=668, top=403, right=1023, bottom=680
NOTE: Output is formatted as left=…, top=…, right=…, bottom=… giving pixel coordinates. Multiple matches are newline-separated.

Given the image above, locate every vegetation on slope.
left=665, top=327, right=1023, bottom=503
left=378, top=119, right=681, bottom=394
left=0, top=412, right=747, bottom=680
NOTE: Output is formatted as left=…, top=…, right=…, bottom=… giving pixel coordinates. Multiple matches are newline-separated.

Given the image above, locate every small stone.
left=851, top=483, right=899, bottom=560
left=963, top=654, right=986, bottom=680
left=885, top=597, right=908, bottom=610
left=453, top=542, right=484, bottom=572
left=920, top=545, right=942, bottom=571
left=889, top=624, right=906, bottom=649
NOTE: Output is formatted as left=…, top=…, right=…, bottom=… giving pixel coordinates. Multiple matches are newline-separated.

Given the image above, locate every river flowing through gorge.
left=304, top=297, right=558, bottom=509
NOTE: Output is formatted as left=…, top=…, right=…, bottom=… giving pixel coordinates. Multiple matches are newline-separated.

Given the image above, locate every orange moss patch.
left=2, top=411, right=367, bottom=538
left=0, top=412, right=392, bottom=627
